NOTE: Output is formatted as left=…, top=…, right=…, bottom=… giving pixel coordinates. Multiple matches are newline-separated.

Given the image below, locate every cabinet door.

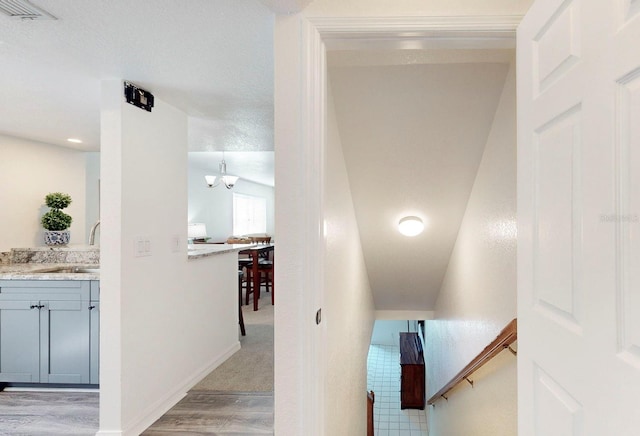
left=0, top=300, right=40, bottom=382
left=89, top=301, right=99, bottom=384
left=400, top=365, right=425, bottom=409
left=40, top=300, right=91, bottom=384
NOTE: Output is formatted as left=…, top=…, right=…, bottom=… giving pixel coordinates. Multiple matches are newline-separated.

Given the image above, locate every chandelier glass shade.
left=205, top=158, right=239, bottom=189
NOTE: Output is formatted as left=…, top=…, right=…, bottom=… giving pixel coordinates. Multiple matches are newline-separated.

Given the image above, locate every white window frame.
left=232, top=193, right=267, bottom=236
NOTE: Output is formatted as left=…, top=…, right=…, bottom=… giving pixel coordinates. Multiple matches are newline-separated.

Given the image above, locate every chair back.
left=249, top=235, right=271, bottom=244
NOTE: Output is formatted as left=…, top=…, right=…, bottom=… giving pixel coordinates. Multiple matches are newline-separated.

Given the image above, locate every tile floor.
left=367, top=344, right=428, bottom=436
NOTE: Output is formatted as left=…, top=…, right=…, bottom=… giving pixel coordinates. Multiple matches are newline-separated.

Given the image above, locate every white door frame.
left=275, top=14, right=522, bottom=435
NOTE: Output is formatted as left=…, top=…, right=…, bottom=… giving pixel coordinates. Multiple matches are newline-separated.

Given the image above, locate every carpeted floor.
left=192, top=293, right=274, bottom=392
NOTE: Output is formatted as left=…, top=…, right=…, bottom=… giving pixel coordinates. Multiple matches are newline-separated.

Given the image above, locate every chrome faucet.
left=89, top=220, right=100, bottom=245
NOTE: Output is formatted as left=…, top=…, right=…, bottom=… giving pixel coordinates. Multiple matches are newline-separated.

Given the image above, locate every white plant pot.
left=44, top=230, right=70, bottom=246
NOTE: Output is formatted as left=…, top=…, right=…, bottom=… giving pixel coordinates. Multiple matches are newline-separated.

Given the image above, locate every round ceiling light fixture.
left=398, top=216, right=424, bottom=237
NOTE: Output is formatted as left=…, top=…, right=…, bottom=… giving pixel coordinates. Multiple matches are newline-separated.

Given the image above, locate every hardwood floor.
left=0, top=390, right=272, bottom=435
left=143, top=391, right=273, bottom=435
left=0, top=299, right=274, bottom=434
left=0, top=390, right=99, bottom=435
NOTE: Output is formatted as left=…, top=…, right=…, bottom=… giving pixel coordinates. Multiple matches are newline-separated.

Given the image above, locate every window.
left=233, top=193, right=267, bottom=236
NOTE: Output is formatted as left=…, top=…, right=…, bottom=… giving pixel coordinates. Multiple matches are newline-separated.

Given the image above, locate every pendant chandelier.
left=204, top=153, right=239, bottom=189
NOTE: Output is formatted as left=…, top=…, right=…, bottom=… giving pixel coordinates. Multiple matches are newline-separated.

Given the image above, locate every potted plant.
left=41, top=192, right=73, bottom=246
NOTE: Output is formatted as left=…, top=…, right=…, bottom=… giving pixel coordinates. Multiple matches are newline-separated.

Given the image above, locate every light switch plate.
left=171, top=235, right=181, bottom=253
left=134, top=236, right=152, bottom=257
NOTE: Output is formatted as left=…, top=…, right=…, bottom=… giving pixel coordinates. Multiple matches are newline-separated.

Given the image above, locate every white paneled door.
left=518, top=0, right=640, bottom=434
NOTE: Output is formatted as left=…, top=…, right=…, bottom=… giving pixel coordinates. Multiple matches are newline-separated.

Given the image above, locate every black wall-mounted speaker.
left=124, top=81, right=154, bottom=112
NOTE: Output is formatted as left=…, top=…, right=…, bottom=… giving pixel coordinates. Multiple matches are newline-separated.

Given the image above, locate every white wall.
left=370, top=320, right=419, bottom=346
left=323, top=82, right=375, bottom=435
left=274, top=2, right=532, bottom=432
left=187, top=164, right=274, bottom=242
left=85, top=152, right=101, bottom=241
left=0, top=134, right=89, bottom=251
left=99, top=81, right=239, bottom=435
left=424, top=60, right=517, bottom=436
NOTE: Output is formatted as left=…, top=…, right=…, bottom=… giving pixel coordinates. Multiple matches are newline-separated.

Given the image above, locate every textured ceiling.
left=1, top=1, right=515, bottom=312
left=189, top=151, right=274, bottom=187
left=329, top=57, right=511, bottom=310
left=0, top=0, right=274, bottom=153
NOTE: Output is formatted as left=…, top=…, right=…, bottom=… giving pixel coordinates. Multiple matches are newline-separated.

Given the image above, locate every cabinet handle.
left=30, top=304, right=38, bottom=309
left=88, top=305, right=96, bottom=310
left=38, top=304, right=45, bottom=309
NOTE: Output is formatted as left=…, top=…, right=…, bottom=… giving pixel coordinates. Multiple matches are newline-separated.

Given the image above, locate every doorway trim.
left=275, top=13, right=521, bottom=435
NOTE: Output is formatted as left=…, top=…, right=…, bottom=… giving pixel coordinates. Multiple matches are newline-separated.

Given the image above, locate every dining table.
left=240, top=243, right=274, bottom=311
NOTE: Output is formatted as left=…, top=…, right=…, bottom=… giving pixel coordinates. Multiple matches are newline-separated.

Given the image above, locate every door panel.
left=533, top=104, right=583, bottom=333
left=41, top=300, right=91, bottom=384
left=90, top=301, right=99, bottom=384
left=532, top=0, right=581, bottom=96
left=616, top=17, right=640, bottom=372
left=518, top=0, right=640, bottom=434
left=0, top=300, right=40, bottom=382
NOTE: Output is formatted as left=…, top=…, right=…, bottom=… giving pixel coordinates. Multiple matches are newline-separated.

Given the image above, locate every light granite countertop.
left=8, top=245, right=100, bottom=264
left=0, top=263, right=100, bottom=280
left=0, top=244, right=254, bottom=280
left=0, top=246, right=100, bottom=280
left=187, top=243, right=255, bottom=259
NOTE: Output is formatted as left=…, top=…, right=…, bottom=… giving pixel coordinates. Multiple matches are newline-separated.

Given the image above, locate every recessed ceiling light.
left=67, top=138, right=83, bottom=144
left=398, top=216, right=424, bottom=237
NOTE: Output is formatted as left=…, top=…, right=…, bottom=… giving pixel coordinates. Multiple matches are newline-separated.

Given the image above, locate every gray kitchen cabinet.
left=89, top=280, right=99, bottom=384
left=0, top=280, right=99, bottom=385
left=0, top=300, right=41, bottom=382
left=43, top=298, right=91, bottom=383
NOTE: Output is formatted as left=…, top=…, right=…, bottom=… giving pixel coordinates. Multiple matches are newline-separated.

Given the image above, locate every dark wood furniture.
left=400, top=332, right=425, bottom=410
left=367, top=391, right=375, bottom=436
left=239, top=244, right=274, bottom=311
left=237, top=270, right=246, bottom=336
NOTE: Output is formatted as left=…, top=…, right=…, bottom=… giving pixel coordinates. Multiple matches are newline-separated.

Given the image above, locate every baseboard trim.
left=103, top=341, right=241, bottom=436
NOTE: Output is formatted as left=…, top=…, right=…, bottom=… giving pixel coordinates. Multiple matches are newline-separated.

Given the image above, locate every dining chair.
left=259, top=257, right=274, bottom=306
left=237, top=270, right=246, bottom=336
left=238, top=258, right=252, bottom=305
left=243, top=257, right=274, bottom=306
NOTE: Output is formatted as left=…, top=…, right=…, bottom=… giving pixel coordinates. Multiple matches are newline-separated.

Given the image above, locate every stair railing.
left=367, top=390, right=375, bottom=436
left=427, top=318, right=517, bottom=405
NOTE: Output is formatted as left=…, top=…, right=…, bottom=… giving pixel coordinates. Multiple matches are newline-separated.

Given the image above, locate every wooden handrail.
left=427, top=318, right=517, bottom=405
left=367, top=391, right=375, bottom=436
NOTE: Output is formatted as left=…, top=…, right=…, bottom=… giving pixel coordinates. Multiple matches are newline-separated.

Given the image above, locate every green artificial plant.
left=41, top=192, right=73, bottom=231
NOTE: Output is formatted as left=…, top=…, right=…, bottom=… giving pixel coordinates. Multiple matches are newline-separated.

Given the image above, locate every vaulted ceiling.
left=328, top=50, right=512, bottom=310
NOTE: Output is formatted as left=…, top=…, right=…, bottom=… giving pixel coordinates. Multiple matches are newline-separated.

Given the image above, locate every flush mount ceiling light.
left=204, top=153, right=239, bottom=190
left=398, top=216, right=424, bottom=237
left=67, top=138, right=83, bottom=144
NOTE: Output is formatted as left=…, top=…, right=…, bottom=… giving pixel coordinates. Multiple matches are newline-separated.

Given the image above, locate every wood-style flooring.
left=0, top=390, right=99, bottom=435
left=143, top=391, right=273, bottom=435
left=0, top=390, right=273, bottom=435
